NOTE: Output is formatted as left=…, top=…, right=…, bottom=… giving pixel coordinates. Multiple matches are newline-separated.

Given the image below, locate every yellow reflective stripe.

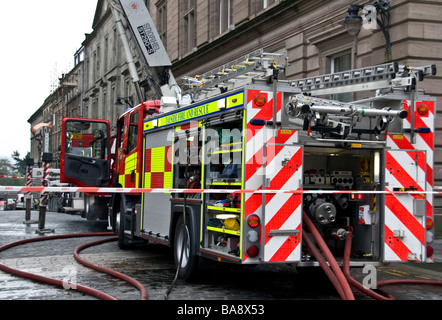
left=144, top=146, right=172, bottom=188
left=135, top=172, right=140, bottom=188
left=151, top=147, right=166, bottom=172
left=125, top=152, right=138, bottom=174
left=164, top=172, right=172, bottom=188
left=119, top=174, right=125, bottom=187
left=144, top=93, right=244, bottom=131
left=118, top=152, right=138, bottom=188
left=144, top=172, right=151, bottom=188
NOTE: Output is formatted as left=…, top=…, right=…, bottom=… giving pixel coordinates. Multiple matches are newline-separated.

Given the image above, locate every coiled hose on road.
left=0, top=232, right=148, bottom=300
left=303, top=211, right=442, bottom=300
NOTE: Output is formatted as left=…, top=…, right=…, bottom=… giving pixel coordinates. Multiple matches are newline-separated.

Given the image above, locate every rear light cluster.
left=350, top=193, right=363, bottom=201
left=253, top=94, right=267, bottom=108
left=246, top=245, right=259, bottom=258
left=426, top=217, right=434, bottom=258
left=245, top=214, right=261, bottom=258
left=417, top=103, right=429, bottom=116
left=247, top=214, right=260, bottom=228
left=426, top=217, right=434, bottom=230
left=426, top=246, right=434, bottom=258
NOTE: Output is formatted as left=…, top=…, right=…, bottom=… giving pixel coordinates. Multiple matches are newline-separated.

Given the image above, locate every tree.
left=0, top=157, right=24, bottom=187
left=0, top=158, right=14, bottom=176
left=11, top=151, right=30, bottom=177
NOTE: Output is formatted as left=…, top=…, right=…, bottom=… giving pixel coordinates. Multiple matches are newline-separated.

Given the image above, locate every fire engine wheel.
left=174, top=215, right=198, bottom=280
left=115, top=200, right=130, bottom=249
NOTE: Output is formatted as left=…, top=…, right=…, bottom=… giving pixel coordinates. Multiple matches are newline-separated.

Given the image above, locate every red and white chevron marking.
left=385, top=99, right=434, bottom=261
left=244, top=89, right=302, bottom=262
left=40, top=161, right=51, bottom=204
left=25, top=167, right=33, bottom=198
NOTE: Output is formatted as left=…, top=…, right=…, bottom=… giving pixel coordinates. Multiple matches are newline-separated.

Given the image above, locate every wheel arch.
left=169, top=203, right=200, bottom=255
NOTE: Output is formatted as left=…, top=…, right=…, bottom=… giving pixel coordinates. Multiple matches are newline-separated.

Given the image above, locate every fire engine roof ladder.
left=182, top=49, right=289, bottom=102
left=288, top=62, right=436, bottom=96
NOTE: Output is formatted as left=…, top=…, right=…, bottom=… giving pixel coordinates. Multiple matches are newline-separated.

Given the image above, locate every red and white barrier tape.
left=0, top=186, right=441, bottom=195
left=0, top=175, right=25, bottom=179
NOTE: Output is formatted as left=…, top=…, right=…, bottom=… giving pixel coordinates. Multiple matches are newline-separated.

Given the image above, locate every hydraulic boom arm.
left=108, top=0, right=181, bottom=103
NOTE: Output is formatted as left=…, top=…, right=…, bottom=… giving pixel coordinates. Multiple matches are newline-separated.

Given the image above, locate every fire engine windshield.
left=65, top=121, right=109, bottom=160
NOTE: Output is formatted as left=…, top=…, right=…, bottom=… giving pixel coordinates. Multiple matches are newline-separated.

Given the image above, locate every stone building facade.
left=29, top=0, right=442, bottom=220
left=28, top=49, right=85, bottom=167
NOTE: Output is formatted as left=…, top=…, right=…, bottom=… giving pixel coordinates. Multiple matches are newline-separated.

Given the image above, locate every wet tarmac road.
left=1, top=209, right=442, bottom=304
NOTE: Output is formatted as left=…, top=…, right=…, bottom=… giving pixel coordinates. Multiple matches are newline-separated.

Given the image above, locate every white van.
left=15, top=194, right=26, bottom=210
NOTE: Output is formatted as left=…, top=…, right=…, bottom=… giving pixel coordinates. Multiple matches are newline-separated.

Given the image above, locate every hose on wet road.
left=0, top=232, right=148, bottom=300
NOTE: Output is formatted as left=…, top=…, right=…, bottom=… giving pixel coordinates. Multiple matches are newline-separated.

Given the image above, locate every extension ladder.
left=182, top=49, right=288, bottom=101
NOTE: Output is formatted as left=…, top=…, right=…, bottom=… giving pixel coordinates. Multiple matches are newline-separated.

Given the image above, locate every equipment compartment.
left=302, top=146, right=382, bottom=261
left=202, top=117, right=243, bottom=258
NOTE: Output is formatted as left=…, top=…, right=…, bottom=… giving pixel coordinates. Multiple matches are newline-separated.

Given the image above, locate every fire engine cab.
left=60, top=0, right=436, bottom=280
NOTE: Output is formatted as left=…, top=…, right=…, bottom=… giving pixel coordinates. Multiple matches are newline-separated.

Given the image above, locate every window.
left=117, top=117, right=124, bottom=150
left=113, top=28, right=118, bottom=64
left=251, top=0, right=277, bottom=15
left=182, top=0, right=195, bottom=52
left=157, top=1, right=167, bottom=49
left=218, top=0, right=231, bottom=34
left=331, top=52, right=351, bottom=73
left=104, top=36, right=109, bottom=72
left=127, top=112, right=139, bottom=153
left=92, top=52, right=96, bottom=82
left=102, top=89, right=107, bottom=120
left=65, top=120, right=109, bottom=160
left=330, top=51, right=352, bottom=102
left=92, top=98, right=98, bottom=119
left=96, top=45, right=101, bottom=79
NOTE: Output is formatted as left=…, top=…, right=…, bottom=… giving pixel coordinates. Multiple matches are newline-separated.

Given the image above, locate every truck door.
left=384, top=149, right=426, bottom=262
left=61, top=118, right=111, bottom=187
left=263, top=143, right=303, bottom=262
left=117, top=108, right=143, bottom=188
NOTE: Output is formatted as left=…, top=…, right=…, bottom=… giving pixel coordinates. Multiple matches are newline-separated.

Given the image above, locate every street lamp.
left=344, top=4, right=363, bottom=36
left=115, top=96, right=134, bottom=109
left=343, top=1, right=392, bottom=62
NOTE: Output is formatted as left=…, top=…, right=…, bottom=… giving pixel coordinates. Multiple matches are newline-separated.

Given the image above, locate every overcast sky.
left=0, top=1, right=98, bottom=161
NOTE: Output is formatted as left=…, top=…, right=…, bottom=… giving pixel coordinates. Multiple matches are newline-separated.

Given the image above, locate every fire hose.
left=302, top=211, right=354, bottom=300
left=0, top=232, right=148, bottom=300
left=73, top=235, right=148, bottom=300
left=303, top=211, right=442, bottom=300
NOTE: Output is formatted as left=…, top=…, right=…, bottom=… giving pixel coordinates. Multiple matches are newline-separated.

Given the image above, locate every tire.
left=84, top=195, right=97, bottom=221
left=115, top=198, right=131, bottom=249
left=86, top=200, right=108, bottom=221
left=174, top=215, right=199, bottom=280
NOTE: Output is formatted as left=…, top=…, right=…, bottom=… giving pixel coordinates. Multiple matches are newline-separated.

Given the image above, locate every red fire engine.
left=60, top=0, right=437, bottom=281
